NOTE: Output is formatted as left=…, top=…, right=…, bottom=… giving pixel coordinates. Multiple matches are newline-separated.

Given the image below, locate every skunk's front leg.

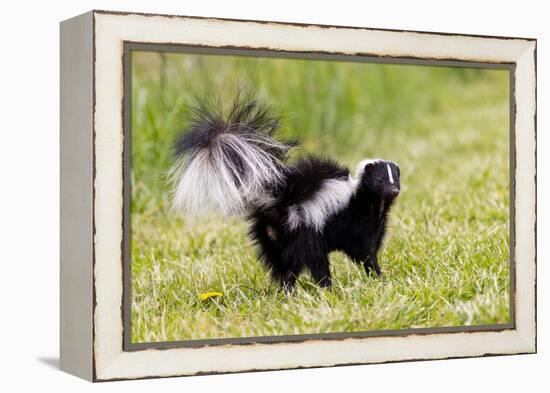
left=364, top=254, right=382, bottom=277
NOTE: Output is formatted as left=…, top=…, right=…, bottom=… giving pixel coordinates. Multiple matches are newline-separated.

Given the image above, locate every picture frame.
left=60, top=10, right=537, bottom=382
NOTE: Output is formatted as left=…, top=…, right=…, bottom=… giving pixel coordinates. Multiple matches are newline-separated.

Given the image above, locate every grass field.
left=130, top=51, right=510, bottom=343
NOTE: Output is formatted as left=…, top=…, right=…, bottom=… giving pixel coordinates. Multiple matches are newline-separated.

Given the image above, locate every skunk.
left=170, top=94, right=400, bottom=291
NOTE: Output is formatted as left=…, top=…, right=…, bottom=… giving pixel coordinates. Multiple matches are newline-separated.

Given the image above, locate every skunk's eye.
left=376, top=175, right=384, bottom=184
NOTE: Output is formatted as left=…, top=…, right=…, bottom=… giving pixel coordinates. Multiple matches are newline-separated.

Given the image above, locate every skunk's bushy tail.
left=169, top=93, right=295, bottom=217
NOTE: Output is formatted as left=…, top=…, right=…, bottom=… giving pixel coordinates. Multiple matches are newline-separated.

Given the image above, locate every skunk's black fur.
left=171, top=94, right=400, bottom=291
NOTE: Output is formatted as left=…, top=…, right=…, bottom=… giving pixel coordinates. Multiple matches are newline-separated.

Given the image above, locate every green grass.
left=130, top=51, right=510, bottom=343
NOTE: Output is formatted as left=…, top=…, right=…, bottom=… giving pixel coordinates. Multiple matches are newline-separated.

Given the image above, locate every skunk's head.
left=355, top=159, right=400, bottom=201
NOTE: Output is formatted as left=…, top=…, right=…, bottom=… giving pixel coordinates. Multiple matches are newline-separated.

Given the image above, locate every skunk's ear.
left=363, top=161, right=376, bottom=175
left=355, top=159, right=379, bottom=180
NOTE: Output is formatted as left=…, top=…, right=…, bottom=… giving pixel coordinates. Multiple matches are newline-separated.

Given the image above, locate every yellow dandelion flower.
left=199, top=291, right=223, bottom=301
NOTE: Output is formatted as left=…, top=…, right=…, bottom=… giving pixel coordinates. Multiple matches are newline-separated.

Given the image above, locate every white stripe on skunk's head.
left=354, top=158, right=400, bottom=201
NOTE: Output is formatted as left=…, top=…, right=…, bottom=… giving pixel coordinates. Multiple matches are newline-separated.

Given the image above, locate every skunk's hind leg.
left=276, top=250, right=305, bottom=292
left=248, top=215, right=303, bottom=291
left=259, top=250, right=302, bottom=293
left=308, top=253, right=331, bottom=288
left=280, top=271, right=298, bottom=293
left=252, top=236, right=290, bottom=290
left=283, top=229, right=331, bottom=289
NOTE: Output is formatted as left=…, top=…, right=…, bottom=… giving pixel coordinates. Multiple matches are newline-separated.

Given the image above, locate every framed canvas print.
left=60, top=10, right=537, bottom=382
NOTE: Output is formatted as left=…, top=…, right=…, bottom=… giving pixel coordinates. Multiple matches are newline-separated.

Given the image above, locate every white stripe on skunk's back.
left=286, top=176, right=354, bottom=231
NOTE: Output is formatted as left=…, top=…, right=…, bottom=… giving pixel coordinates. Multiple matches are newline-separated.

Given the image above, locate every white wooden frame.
left=60, top=10, right=536, bottom=382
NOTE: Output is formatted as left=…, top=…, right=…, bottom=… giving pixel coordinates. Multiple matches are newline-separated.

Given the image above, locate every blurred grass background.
left=130, top=50, right=510, bottom=343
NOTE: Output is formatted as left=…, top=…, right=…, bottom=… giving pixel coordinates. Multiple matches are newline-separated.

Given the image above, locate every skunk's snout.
left=388, top=186, right=400, bottom=198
